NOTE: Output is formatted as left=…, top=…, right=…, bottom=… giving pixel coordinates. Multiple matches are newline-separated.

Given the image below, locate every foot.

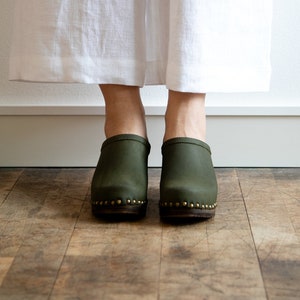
left=159, top=137, right=218, bottom=220
left=91, top=134, right=150, bottom=219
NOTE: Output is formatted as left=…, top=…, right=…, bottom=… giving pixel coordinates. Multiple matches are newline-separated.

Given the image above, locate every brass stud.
left=104, top=201, right=108, bottom=205
left=117, top=199, right=122, bottom=205
left=176, top=202, right=180, bottom=207
left=138, top=200, right=141, bottom=204
left=183, top=201, right=188, bottom=207
left=201, top=205, right=205, bottom=209
left=133, top=199, right=136, bottom=204
left=100, top=201, right=103, bottom=206
left=196, top=203, right=200, bottom=208
left=169, top=202, right=173, bottom=207
left=190, top=203, right=194, bottom=208
left=111, top=200, right=115, bottom=206
left=127, top=199, right=131, bottom=204
left=164, top=202, right=168, bottom=206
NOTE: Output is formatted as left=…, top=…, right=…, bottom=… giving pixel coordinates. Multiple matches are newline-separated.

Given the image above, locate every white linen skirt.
left=9, top=0, right=273, bottom=93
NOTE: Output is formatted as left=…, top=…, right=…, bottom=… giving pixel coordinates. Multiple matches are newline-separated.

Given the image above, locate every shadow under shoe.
left=160, top=137, right=218, bottom=220
left=91, top=134, right=150, bottom=219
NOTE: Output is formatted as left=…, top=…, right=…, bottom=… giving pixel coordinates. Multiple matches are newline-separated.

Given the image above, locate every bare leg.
left=160, top=90, right=217, bottom=219
left=99, top=84, right=147, bottom=139
left=164, top=90, right=206, bottom=142
left=92, top=84, right=150, bottom=219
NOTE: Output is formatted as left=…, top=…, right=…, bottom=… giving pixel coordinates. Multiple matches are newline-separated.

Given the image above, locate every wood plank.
left=0, top=257, right=14, bottom=287
left=0, top=169, right=92, bottom=299
left=0, top=169, right=23, bottom=205
left=0, top=220, right=73, bottom=299
left=0, top=168, right=92, bottom=223
left=51, top=168, right=162, bottom=299
left=0, top=169, right=60, bottom=220
left=159, top=169, right=266, bottom=300
left=0, top=219, right=28, bottom=258
left=51, top=227, right=161, bottom=299
left=0, top=168, right=299, bottom=299
left=272, top=169, right=300, bottom=232
left=237, top=168, right=300, bottom=299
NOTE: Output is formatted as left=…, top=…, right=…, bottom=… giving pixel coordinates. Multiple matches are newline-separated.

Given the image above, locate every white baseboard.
left=0, top=105, right=299, bottom=167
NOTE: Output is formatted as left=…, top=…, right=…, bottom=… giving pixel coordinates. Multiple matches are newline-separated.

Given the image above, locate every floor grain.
left=0, top=168, right=299, bottom=300
left=238, top=169, right=300, bottom=299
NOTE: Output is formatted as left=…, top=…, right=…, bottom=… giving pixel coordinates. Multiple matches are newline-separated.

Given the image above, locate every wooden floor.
left=0, top=168, right=299, bottom=300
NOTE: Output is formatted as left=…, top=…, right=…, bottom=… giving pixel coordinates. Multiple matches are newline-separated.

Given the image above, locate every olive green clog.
left=91, top=134, right=150, bottom=219
left=160, top=137, right=218, bottom=219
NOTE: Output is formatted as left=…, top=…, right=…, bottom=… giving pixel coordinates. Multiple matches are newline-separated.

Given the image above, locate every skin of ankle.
left=164, top=90, right=206, bottom=142
left=99, top=84, right=147, bottom=139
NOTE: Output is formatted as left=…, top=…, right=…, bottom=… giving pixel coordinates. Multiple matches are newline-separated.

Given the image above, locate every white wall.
left=1, top=0, right=300, bottom=167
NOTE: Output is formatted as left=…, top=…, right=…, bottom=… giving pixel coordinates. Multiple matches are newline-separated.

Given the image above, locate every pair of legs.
left=100, top=84, right=206, bottom=142
left=92, top=84, right=217, bottom=220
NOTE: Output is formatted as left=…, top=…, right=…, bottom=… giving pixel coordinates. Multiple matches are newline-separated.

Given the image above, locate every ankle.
left=163, top=125, right=206, bottom=142
left=105, top=104, right=147, bottom=138
left=100, top=84, right=147, bottom=139
left=105, top=122, right=147, bottom=139
left=163, top=128, right=206, bottom=142
left=164, top=91, right=206, bottom=142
